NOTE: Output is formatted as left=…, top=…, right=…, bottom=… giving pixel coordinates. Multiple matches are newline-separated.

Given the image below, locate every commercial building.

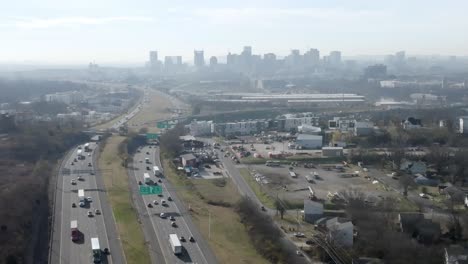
left=186, top=120, right=214, bottom=136
left=295, top=134, right=323, bottom=149
left=304, top=200, right=323, bottom=223
left=459, top=117, right=468, bottom=134
left=354, top=121, right=374, bottom=136
left=322, top=147, right=344, bottom=157
left=149, top=51, right=158, bottom=67
left=45, top=91, right=83, bottom=105
left=298, top=125, right=321, bottom=135
left=181, top=154, right=197, bottom=167
left=279, top=113, right=320, bottom=131
left=328, top=117, right=356, bottom=132
left=328, top=51, right=342, bottom=66
left=325, top=217, right=354, bottom=248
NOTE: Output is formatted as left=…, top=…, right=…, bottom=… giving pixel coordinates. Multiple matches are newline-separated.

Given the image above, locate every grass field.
left=98, top=136, right=151, bottom=264
left=127, top=90, right=174, bottom=133
left=163, top=159, right=269, bottom=264
left=238, top=168, right=276, bottom=209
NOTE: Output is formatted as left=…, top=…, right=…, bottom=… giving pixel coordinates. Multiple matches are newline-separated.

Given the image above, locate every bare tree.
left=399, top=174, right=415, bottom=197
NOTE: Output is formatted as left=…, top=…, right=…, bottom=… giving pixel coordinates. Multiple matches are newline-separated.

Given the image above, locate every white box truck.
left=153, top=166, right=162, bottom=176
left=78, top=189, right=85, bottom=207
left=91, top=237, right=102, bottom=263
left=144, top=173, right=152, bottom=185
left=169, top=234, right=182, bottom=255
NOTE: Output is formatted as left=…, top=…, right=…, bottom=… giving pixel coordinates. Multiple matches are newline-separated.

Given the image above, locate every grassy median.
left=98, top=136, right=151, bottom=264
left=239, top=168, right=276, bottom=208
left=163, top=159, right=269, bottom=264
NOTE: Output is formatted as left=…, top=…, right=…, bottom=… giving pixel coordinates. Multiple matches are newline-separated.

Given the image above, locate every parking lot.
left=245, top=162, right=388, bottom=204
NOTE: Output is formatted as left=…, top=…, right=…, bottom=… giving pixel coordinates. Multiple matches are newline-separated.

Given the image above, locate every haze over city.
left=2, top=1, right=468, bottom=264
left=1, top=0, right=468, bottom=64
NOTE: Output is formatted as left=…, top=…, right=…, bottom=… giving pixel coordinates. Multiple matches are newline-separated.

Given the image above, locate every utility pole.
left=208, top=210, right=211, bottom=239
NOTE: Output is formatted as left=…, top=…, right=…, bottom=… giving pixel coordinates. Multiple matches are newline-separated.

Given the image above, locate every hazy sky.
left=1, top=0, right=467, bottom=64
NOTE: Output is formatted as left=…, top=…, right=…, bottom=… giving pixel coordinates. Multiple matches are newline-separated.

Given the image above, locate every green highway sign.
left=139, top=185, right=162, bottom=195
left=156, top=121, right=168, bottom=129
left=146, top=133, right=159, bottom=140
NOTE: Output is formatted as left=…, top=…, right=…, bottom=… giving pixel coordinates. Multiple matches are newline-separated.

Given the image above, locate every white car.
left=95, top=209, right=101, bottom=215
left=153, top=200, right=159, bottom=205
left=87, top=197, right=92, bottom=202
left=87, top=211, right=93, bottom=217
left=159, top=213, right=166, bottom=218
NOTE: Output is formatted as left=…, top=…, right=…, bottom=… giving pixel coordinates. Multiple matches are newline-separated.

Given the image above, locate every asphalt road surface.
left=49, top=142, right=124, bottom=264
left=130, top=145, right=218, bottom=264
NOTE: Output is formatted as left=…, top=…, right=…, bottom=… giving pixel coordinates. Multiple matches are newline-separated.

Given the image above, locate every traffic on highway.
left=131, top=145, right=216, bottom=264
left=50, top=142, right=124, bottom=264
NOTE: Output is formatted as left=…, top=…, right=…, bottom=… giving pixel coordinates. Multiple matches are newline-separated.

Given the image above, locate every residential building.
left=214, top=120, right=268, bottom=137
left=402, top=117, right=422, bottom=129
left=325, top=217, right=354, bottom=248
left=304, top=200, right=323, bottom=223
left=186, top=120, right=214, bottom=136
left=414, top=174, right=439, bottom=186
left=400, top=161, right=427, bottom=175
left=397, top=213, right=441, bottom=244
left=295, top=134, right=323, bottom=149
left=322, top=147, right=344, bottom=157
left=444, top=245, right=468, bottom=264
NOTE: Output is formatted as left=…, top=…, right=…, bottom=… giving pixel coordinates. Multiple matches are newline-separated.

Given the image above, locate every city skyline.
left=1, top=0, right=468, bottom=64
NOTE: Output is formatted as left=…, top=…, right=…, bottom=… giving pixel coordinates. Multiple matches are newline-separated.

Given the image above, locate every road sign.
left=156, top=121, right=168, bottom=129
left=146, top=133, right=159, bottom=140
left=139, top=185, right=162, bottom=195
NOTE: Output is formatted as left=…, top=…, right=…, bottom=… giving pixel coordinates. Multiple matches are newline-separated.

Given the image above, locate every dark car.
left=72, top=203, right=76, bottom=208
left=146, top=152, right=150, bottom=155
left=146, top=166, right=150, bottom=170
left=204, top=164, right=211, bottom=169
left=138, top=181, right=142, bottom=185
left=189, top=236, right=195, bottom=242
left=180, top=236, right=186, bottom=242
left=261, top=206, right=266, bottom=211
left=88, top=163, right=92, bottom=167
left=158, top=179, right=162, bottom=183
left=103, top=248, right=110, bottom=255
left=147, top=203, right=153, bottom=208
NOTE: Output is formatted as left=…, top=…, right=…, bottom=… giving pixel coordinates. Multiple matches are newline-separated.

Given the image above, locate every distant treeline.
left=0, top=79, right=87, bottom=102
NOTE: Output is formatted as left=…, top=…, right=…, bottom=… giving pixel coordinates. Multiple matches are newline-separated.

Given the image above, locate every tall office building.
left=194, top=50, right=205, bottom=68
left=242, top=46, right=252, bottom=57
left=149, top=51, right=158, bottom=67
left=209, top=56, right=218, bottom=66
left=329, top=51, right=342, bottom=66
left=304, top=48, right=320, bottom=65
left=395, top=51, right=406, bottom=62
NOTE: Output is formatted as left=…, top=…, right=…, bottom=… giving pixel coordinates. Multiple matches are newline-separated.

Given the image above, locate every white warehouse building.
left=295, top=134, right=323, bottom=149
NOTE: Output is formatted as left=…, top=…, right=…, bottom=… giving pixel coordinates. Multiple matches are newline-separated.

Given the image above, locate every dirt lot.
left=245, top=163, right=387, bottom=205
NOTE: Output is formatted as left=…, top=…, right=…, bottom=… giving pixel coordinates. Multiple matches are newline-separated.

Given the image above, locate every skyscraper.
left=209, top=56, right=218, bottom=66
left=329, top=51, right=342, bottom=66
left=194, top=50, right=205, bottom=68
left=149, top=51, right=158, bottom=67
left=304, top=48, right=320, bottom=65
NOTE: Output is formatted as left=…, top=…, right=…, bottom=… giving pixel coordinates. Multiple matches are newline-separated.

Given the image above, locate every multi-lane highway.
left=130, top=145, right=218, bottom=264
left=49, top=142, right=124, bottom=264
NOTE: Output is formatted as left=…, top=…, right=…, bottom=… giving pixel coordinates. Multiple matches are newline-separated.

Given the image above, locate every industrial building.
left=295, top=134, right=323, bottom=149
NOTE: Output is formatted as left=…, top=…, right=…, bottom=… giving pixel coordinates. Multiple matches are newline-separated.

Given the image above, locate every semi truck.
left=144, top=173, right=153, bottom=185
left=153, top=166, right=162, bottom=176
left=91, top=237, right=102, bottom=263
left=169, top=234, right=182, bottom=255
left=71, top=220, right=80, bottom=242
left=78, top=189, right=85, bottom=207
left=84, top=143, right=91, bottom=152
left=77, top=149, right=84, bottom=160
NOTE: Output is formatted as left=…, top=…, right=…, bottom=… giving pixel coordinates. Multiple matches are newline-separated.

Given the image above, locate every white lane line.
left=89, top=146, right=113, bottom=264
left=154, top=148, right=209, bottom=264
left=134, top=151, right=170, bottom=263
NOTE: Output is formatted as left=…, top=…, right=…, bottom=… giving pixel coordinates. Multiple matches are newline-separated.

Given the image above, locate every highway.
left=129, top=145, right=218, bottom=264
left=49, top=142, right=124, bottom=264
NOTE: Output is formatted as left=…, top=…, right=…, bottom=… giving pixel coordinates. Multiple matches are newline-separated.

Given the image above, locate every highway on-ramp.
left=49, top=142, right=124, bottom=264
